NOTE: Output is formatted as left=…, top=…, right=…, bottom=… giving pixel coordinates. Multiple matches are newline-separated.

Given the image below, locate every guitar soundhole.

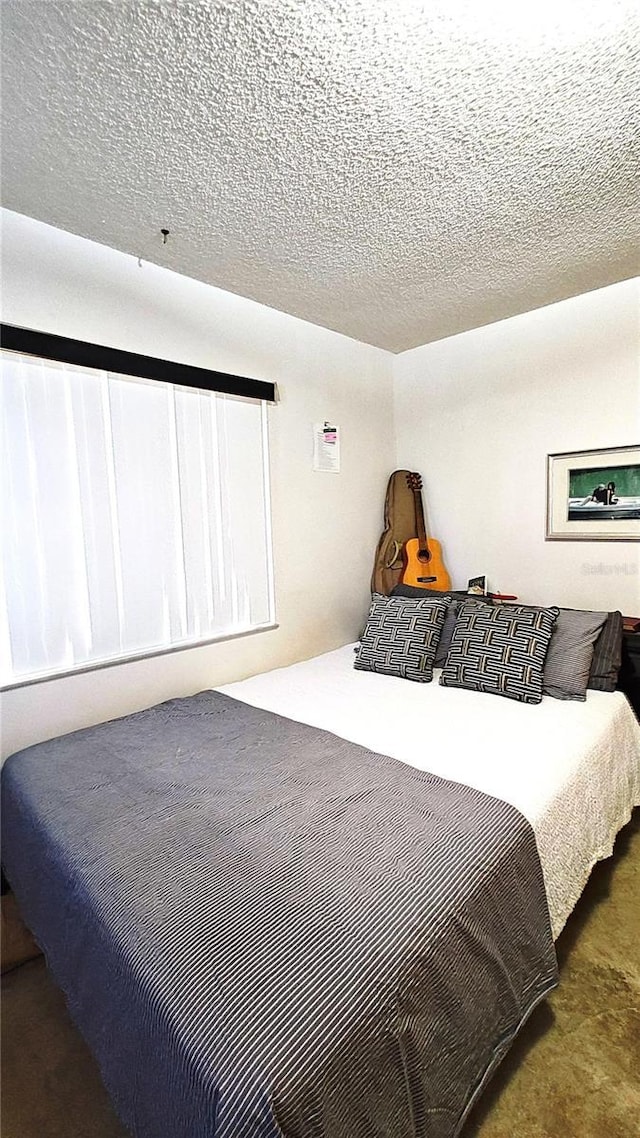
left=418, top=550, right=432, bottom=563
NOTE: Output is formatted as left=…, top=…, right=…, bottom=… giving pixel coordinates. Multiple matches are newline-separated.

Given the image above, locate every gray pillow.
left=588, top=611, right=623, bottom=691
left=543, top=609, right=608, bottom=700
left=355, top=593, right=451, bottom=683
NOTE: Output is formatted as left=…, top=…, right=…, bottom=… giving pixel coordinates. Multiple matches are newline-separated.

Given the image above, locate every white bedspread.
left=219, top=644, right=640, bottom=939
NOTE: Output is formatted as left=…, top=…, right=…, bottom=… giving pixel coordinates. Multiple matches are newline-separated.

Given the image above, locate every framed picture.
left=546, top=445, right=640, bottom=541
left=467, top=574, right=487, bottom=594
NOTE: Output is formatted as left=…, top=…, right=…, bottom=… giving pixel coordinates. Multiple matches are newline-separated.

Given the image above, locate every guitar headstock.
left=406, top=471, right=423, bottom=493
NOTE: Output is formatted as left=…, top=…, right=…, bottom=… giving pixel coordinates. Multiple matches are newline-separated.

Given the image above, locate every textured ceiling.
left=1, top=0, right=639, bottom=352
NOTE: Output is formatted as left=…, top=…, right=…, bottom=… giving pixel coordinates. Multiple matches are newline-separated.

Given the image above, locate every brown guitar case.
left=370, top=470, right=418, bottom=595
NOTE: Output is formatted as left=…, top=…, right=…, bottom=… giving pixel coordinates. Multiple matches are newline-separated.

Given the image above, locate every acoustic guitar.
left=401, top=472, right=452, bottom=591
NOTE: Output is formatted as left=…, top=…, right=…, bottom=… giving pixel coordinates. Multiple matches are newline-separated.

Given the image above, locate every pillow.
left=499, top=603, right=610, bottom=700
left=391, top=585, right=491, bottom=603
left=542, top=608, right=608, bottom=700
left=440, top=602, right=559, bottom=704
left=391, top=585, right=493, bottom=667
left=588, top=611, right=623, bottom=691
left=354, top=593, right=451, bottom=683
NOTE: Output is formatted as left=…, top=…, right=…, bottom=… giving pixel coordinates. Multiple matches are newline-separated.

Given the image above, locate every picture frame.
left=467, top=574, right=487, bottom=595
left=546, top=445, right=640, bottom=541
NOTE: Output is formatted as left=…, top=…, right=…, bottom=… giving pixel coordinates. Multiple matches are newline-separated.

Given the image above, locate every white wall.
left=3, top=212, right=638, bottom=760
left=0, top=210, right=395, bottom=758
left=393, top=279, right=640, bottom=611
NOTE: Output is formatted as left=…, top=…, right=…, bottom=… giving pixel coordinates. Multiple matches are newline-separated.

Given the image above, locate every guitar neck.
left=413, top=487, right=430, bottom=556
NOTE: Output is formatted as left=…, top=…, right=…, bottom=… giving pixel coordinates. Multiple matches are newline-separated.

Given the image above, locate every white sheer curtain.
left=0, top=351, right=274, bottom=686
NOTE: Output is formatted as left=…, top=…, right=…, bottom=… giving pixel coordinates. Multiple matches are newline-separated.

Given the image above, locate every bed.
left=221, top=644, right=640, bottom=942
left=2, top=628, right=639, bottom=1138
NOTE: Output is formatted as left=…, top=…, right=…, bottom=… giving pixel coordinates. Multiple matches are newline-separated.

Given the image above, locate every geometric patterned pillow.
left=490, top=604, right=608, bottom=700
left=354, top=593, right=451, bottom=683
left=440, top=602, right=560, bottom=704
left=390, top=585, right=493, bottom=666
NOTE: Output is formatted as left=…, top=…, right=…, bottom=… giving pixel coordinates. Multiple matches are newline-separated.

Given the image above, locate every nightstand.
left=618, top=625, right=640, bottom=720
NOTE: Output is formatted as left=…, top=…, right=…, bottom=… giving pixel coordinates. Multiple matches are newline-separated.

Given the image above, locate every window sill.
left=0, top=622, right=279, bottom=692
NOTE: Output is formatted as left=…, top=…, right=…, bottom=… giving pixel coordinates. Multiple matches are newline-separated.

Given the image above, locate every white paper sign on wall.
left=313, top=422, right=340, bottom=473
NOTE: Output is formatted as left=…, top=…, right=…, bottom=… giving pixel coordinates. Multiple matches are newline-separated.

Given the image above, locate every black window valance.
left=0, top=324, right=276, bottom=402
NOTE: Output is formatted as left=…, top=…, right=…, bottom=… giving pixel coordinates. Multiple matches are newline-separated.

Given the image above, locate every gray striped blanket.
left=1, top=690, right=558, bottom=1137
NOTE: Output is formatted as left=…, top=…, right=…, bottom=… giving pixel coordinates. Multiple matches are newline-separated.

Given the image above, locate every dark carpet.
left=2, top=810, right=639, bottom=1138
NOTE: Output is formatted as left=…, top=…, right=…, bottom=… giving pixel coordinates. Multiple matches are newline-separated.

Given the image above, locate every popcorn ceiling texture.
left=1, top=0, right=639, bottom=352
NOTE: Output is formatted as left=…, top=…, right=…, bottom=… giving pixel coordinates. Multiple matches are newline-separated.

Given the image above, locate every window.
left=0, top=335, right=275, bottom=688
